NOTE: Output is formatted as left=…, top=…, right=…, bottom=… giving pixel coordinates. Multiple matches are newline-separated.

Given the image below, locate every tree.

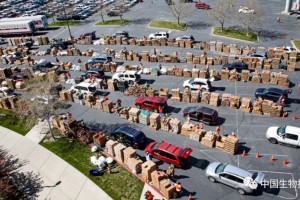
left=0, top=147, right=43, bottom=199
left=166, top=0, right=190, bottom=26
left=205, top=0, right=234, bottom=32
left=114, top=0, right=127, bottom=21
left=236, top=0, right=264, bottom=36
left=99, top=4, right=106, bottom=23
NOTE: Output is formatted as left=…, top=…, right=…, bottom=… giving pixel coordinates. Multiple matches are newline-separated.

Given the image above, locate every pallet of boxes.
left=201, top=131, right=217, bottom=148
left=151, top=170, right=175, bottom=199
left=223, top=135, right=239, bottom=155
left=128, top=108, right=140, bottom=123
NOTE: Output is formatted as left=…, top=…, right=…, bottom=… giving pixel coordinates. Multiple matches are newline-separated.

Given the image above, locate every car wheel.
left=237, top=188, right=246, bottom=195
left=113, top=79, right=118, bottom=84
left=129, top=80, right=134, bottom=85
left=269, top=138, right=278, bottom=144
left=136, top=105, right=141, bottom=109
left=208, top=176, right=216, bottom=183
left=149, top=37, right=153, bottom=40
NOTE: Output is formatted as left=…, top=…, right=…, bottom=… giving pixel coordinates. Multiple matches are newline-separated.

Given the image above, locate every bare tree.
left=205, top=0, right=233, bottom=32
left=99, top=4, right=106, bottom=23
left=236, top=0, right=264, bottom=36
left=114, top=0, right=127, bottom=21
left=166, top=0, right=190, bottom=26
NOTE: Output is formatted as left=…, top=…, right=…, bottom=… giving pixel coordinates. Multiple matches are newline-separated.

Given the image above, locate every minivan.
left=87, top=54, right=113, bottom=65
left=183, top=106, right=218, bottom=125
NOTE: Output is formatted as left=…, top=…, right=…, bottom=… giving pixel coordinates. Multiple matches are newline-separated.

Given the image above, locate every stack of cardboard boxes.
left=128, top=108, right=140, bottom=123
left=239, top=97, right=252, bottom=113
left=201, top=91, right=210, bottom=104
left=223, top=135, right=239, bottom=154
left=171, top=88, right=181, bottom=102
left=149, top=113, right=161, bottom=130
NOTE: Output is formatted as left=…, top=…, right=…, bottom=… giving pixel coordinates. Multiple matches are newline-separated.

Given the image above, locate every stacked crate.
left=221, top=69, right=230, bottom=80
left=171, top=88, right=181, bottom=102
left=93, top=132, right=107, bottom=147
left=151, top=170, right=168, bottom=190
left=142, top=51, right=150, bottom=62
left=201, top=91, right=210, bottom=104
left=200, top=55, right=207, bottom=65
left=146, top=88, right=155, bottom=97
left=142, top=160, right=156, bottom=182
left=216, top=135, right=227, bottom=150
left=190, top=129, right=206, bottom=141
left=191, top=90, right=200, bottom=103
left=287, top=62, right=296, bottom=71
left=128, top=108, right=140, bottom=123
left=270, top=104, right=282, bottom=117
left=221, top=93, right=231, bottom=107
left=169, top=118, right=181, bottom=134
left=114, top=143, right=126, bottom=163
left=223, top=44, right=230, bottom=53
left=186, top=53, right=193, bottom=64
left=123, top=147, right=136, bottom=165
left=223, top=135, right=239, bottom=154
left=252, top=99, right=263, bottom=115
left=181, top=122, right=194, bottom=137
left=174, top=68, right=183, bottom=76
left=277, top=74, right=289, bottom=88
left=209, top=92, right=219, bottom=107
left=229, top=44, right=237, bottom=54
left=230, top=95, right=240, bottom=109
left=262, top=100, right=273, bottom=115
left=139, top=110, right=150, bottom=125
left=261, top=70, right=270, bottom=84
left=239, top=97, right=252, bottom=113
left=199, top=69, right=207, bottom=79
left=159, top=88, right=169, bottom=98
left=128, top=157, right=143, bottom=174
left=105, top=140, right=118, bottom=156
left=229, top=69, right=239, bottom=81
left=119, top=107, right=130, bottom=119
left=216, top=42, right=223, bottom=52
left=107, top=79, right=116, bottom=91
left=193, top=55, right=200, bottom=64
left=209, top=41, right=216, bottom=51
left=182, top=88, right=191, bottom=103
left=161, top=117, right=171, bottom=132
left=192, top=68, right=200, bottom=78
left=201, top=131, right=217, bottom=148
left=241, top=70, right=250, bottom=82
left=159, top=179, right=176, bottom=199
left=102, top=100, right=112, bottom=113
left=183, top=69, right=192, bottom=77
left=149, top=113, right=161, bottom=130
left=269, top=72, right=278, bottom=85
left=251, top=71, right=261, bottom=83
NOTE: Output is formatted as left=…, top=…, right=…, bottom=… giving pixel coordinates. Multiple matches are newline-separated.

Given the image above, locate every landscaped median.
left=149, top=20, right=187, bottom=31
left=292, top=40, right=300, bottom=51
left=213, top=27, right=258, bottom=42
left=95, top=19, right=129, bottom=26
left=0, top=108, right=32, bottom=135
left=49, top=20, right=81, bottom=27
left=40, top=130, right=144, bottom=200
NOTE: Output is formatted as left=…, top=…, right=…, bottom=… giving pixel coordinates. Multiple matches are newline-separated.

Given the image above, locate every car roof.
left=120, top=70, right=137, bottom=75
left=268, top=87, right=285, bottom=94
left=224, top=164, right=253, bottom=178
left=117, top=126, right=142, bottom=137
left=145, top=96, right=166, bottom=103
left=193, top=78, right=208, bottom=82
left=197, top=106, right=217, bottom=114
left=76, top=82, right=97, bottom=87
left=285, top=126, right=300, bottom=134
left=158, top=141, right=183, bottom=156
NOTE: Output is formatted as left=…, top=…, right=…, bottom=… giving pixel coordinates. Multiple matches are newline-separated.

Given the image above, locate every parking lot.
left=1, top=0, right=300, bottom=199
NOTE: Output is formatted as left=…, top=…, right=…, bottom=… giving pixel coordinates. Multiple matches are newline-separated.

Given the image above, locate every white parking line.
left=235, top=82, right=240, bottom=167
left=199, top=149, right=218, bottom=162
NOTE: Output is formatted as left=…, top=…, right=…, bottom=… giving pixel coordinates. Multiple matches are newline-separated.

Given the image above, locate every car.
left=145, top=141, right=193, bottom=168
left=0, top=38, right=6, bottom=44
left=81, top=68, right=105, bottom=79
left=109, top=125, right=146, bottom=148
left=266, top=126, right=300, bottom=147
left=195, top=2, right=209, bottom=9
left=56, top=15, right=72, bottom=21
left=222, top=62, right=248, bottom=72
left=148, top=32, right=169, bottom=40
left=247, top=52, right=267, bottom=59
left=238, top=6, right=255, bottom=14
left=70, top=82, right=97, bottom=95
left=175, top=35, right=195, bottom=42
left=72, top=14, right=83, bottom=20
left=183, top=78, right=212, bottom=91
left=182, top=106, right=218, bottom=125
left=31, top=95, right=54, bottom=104
left=274, top=46, right=296, bottom=53
left=17, top=42, right=33, bottom=48
left=112, top=31, right=129, bottom=38
left=10, top=52, right=23, bottom=59
left=84, top=31, right=96, bottom=39
left=0, top=87, right=16, bottom=98
left=206, top=162, right=265, bottom=195
left=112, top=71, right=141, bottom=85
left=107, top=10, right=121, bottom=17
left=50, top=41, right=68, bottom=49
left=87, top=54, right=113, bottom=65
left=255, top=87, right=290, bottom=102
left=135, top=96, right=168, bottom=113
left=32, top=61, right=57, bottom=72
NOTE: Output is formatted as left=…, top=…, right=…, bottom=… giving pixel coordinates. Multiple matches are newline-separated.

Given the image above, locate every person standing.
left=215, top=125, right=220, bottom=134
left=277, top=16, right=280, bottom=23
left=146, top=152, right=152, bottom=161
left=78, top=92, right=84, bottom=106
left=175, top=181, right=182, bottom=198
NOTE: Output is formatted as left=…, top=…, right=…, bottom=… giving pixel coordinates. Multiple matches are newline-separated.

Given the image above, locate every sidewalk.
left=0, top=125, right=112, bottom=200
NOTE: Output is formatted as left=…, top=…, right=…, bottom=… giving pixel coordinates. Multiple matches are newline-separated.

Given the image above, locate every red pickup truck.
left=195, top=2, right=210, bottom=9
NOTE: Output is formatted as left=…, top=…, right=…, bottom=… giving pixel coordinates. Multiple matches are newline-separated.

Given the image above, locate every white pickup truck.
left=266, top=126, right=300, bottom=147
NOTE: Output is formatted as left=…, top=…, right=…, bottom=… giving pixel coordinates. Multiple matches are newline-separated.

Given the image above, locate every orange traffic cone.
left=255, top=152, right=260, bottom=158
left=282, top=159, right=287, bottom=165
left=242, top=150, right=246, bottom=157
left=187, top=194, right=193, bottom=200
left=292, top=114, right=297, bottom=121
left=269, top=155, right=275, bottom=162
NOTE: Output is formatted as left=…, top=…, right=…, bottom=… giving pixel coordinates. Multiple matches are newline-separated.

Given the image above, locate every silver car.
left=206, top=162, right=265, bottom=195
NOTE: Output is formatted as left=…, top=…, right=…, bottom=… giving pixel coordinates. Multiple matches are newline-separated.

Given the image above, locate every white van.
left=266, top=126, right=300, bottom=147
left=70, top=82, right=97, bottom=95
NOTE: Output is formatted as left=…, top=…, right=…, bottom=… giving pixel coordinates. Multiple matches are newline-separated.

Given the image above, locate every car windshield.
left=151, top=142, right=159, bottom=150
left=252, top=172, right=258, bottom=180
left=277, top=127, right=286, bottom=136
left=188, top=79, right=194, bottom=84
left=215, top=163, right=227, bottom=174
left=88, top=86, right=96, bottom=92
left=186, top=107, right=197, bottom=113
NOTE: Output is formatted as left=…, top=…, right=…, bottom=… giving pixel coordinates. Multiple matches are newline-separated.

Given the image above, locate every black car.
left=183, top=106, right=218, bottom=125
left=109, top=125, right=146, bottom=149
left=255, top=87, right=291, bottom=102
left=56, top=15, right=72, bottom=21
left=112, top=31, right=129, bottom=38
left=84, top=31, right=96, bottom=39
left=222, top=62, right=248, bottom=72
left=32, top=61, right=56, bottom=72
left=72, top=14, right=83, bottom=20
left=50, top=41, right=67, bottom=50
left=247, top=52, right=268, bottom=58
left=81, top=68, right=105, bottom=79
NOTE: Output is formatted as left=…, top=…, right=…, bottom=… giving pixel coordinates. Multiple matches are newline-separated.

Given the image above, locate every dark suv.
left=135, top=96, right=168, bottom=113
left=255, top=87, right=290, bottom=102
left=222, top=62, right=248, bottom=72
left=183, top=106, right=218, bottom=125
left=109, top=126, right=146, bottom=149
left=84, top=31, right=96, bottom=39
left=32, top=61, right=57, bottom=72
left=50, top=41, right=68, bottom=50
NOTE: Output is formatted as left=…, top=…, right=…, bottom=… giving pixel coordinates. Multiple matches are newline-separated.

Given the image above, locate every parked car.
left=195, top=2, right=209, bottom=9
left=81, top=68, right=105, bottom=79
left=255, top=87, right=290, bottom=102
left=32, top=61, right=57, bottom=72
left=87, top=54, right=113, bottom=65
left=274, top=46, right=296, bottom=53
left=84, top=31, right=96, bottom=39
left=145, top=141, right=193, bottom=168
left=238, top=6, right=255, bottom=14
left=222, top=62, right=248, bottom=72
left=56, top=15, right=72, bottom=21
left=0, top=38, right=6, bottom=44
left=70, top=82, right=97, bottom=95
left=109, top=125, right=146, bottom=148
left=0, top=87, right=16, bottom=98
left=112, top=71, right=141, bottom=85
left=247, top=52, right=267, bottom=58
left=148, top=31, right=169, bottom=40
left=175, top=35, right=195, bottom=42
left=112, top=31, right=129, bottom=38
left=183, top=106, right=218, bottom=125
left=107, top=10, right=121, bottom=17
left=206, top=162, right=265, bottom=195
left=266, top=125, right=300, bottom=147
left=135, top=96, right=167, bottom=113
left=183, top=78, right=212, bottom=91
left=50, top=41, right=68, bottom=49
left=10, top=52, right=23, bottom=59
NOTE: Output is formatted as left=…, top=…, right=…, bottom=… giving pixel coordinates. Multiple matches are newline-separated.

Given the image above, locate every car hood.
left=183, top=79, right=191, bottom=86
left=266, top=126, right=279, bottom=138
left=206, top=162, right=221, bottom=173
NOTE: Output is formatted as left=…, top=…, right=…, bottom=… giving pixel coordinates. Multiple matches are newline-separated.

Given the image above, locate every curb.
left=93, top=20, right=130, bottom=27
left=211, top=27, right=259, bottom=44
left=147, top=20, right=187, bottom=31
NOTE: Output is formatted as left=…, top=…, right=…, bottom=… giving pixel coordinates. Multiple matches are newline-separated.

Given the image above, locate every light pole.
left=62, top=3, right=74, bottom=48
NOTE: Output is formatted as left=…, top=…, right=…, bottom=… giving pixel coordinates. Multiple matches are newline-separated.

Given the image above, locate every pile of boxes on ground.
left=7, top=37, right=33, bottom=46
left=0, top=47, right=34, bottom=65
